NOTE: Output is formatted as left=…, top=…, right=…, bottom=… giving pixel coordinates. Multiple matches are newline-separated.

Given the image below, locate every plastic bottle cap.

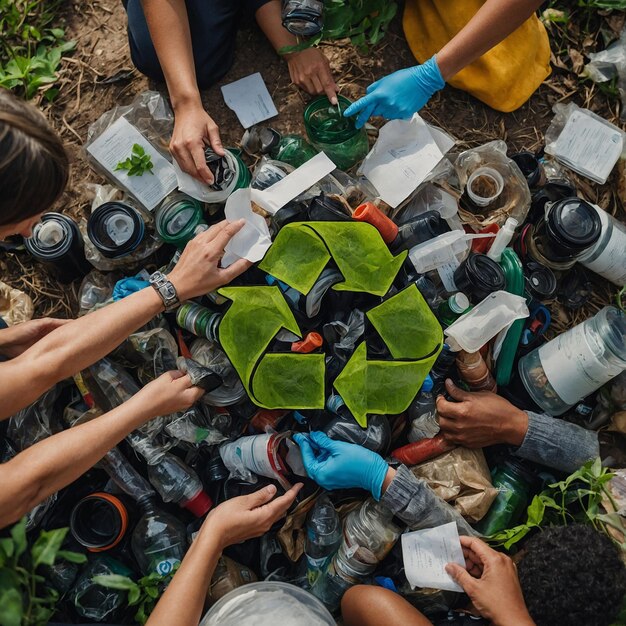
left=292, top=332, right=323, bottom=353
left=105, top=212, right=134, bottom=246
left=353, top=202, right=399, bottom=244
left=421, top=375, right=434, bottom=392
left=449, top=292, right=470, bottom=314
left=37, top=219, right=65, bottom=247
left=184, top=489, right=213, bottom=517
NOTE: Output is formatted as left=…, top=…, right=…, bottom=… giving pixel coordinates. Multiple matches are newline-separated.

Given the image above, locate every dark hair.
left=518, top=525, right=626, bottom=626
left=0, top=88, right=69, bottom=226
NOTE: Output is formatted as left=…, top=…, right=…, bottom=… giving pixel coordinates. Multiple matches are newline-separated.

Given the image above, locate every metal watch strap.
left=149, top=271, right=179, bottom=312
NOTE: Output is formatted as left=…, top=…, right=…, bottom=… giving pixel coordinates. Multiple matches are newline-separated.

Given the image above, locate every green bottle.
left=437, top=292, right=470, bottom=327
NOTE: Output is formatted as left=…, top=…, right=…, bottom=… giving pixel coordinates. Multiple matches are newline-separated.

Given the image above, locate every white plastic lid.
left=104, top=213, right=134, bottom=246
left=36, top=219, right=66, bottom=248
left=467, top=167, right=504, bottom=207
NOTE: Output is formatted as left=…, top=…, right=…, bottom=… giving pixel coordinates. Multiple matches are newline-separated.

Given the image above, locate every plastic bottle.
left=456, top=350, right=497, bottom=392
left=407, top=376, right=439, bottom=442
left=389, top=210, right=450, bottom=254
left=132, top=496, right=188, bottom=576
left=147, top=453, right=213, bottom=517
left=436, top=293, right=470, bottom=328
left=305, top=494, right=342, bottom=586
left=486, top=217, right=518, bottom=262
left=177, top=302, right=222, bottom=343
left=353, top=202, right=399, bottom=244
left=519, top=306, right=626, bottom=415
left=429, top=344, right=457, bottom=395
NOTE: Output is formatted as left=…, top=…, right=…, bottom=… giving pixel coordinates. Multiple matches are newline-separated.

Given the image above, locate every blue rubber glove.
left=343, top=55, right=445, bottom=129
left=112, top=277, right=150, bottom=301
left=293, top=431, right=389, bottom=500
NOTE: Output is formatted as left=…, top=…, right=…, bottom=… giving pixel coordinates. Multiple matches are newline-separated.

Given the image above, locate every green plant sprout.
left=115, top=144, right=155, bottom=177
left=0, top=517, right=87, bottom=626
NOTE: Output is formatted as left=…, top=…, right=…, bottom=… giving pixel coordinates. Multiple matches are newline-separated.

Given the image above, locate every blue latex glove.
left=343, top=55, right=445, bottom=129
left=293, top=431, right=389, bottom=500
left=112, top=277, right=150, bottom=301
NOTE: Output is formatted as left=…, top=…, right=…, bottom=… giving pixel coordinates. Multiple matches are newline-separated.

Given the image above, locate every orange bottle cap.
left=353, top=202, right=399, bottom=244
left=291, top=332, right=323, bottom=353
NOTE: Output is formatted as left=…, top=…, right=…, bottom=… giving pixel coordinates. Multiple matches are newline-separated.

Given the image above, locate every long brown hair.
left=0, top=88, right=69, bottom=226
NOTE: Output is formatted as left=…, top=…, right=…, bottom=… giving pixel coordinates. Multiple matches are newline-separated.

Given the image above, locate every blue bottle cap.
left=421, top=375, right=434, bottom=393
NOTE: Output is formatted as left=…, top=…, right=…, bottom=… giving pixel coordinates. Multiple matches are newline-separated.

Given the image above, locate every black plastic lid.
left=308, top=194, right=352, bottom=221
left=546, top=198, right=601, bottom=251
left=524, top=261, right=557, bottom=300
left=511, top=152, right=541, bottom=188
left=453, top=253, right=506, bottom=302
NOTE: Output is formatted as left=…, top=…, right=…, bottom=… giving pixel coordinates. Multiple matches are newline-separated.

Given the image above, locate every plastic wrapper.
left=165, top=408, right=227, bottom=445
left=393, top=182, right=463, bottom=232
left=77, top=269, right=116, bottom=316
left=323, top=309, right=365, bottom=362
left=411, top=448, right=498, bottom=523
left=126, top=327, right=178, bottom=383
left=323, top=413, right=391, bottom=454
left=544, top=103, right=626, bottom=184
left=26, top=494, right=57, bottom=531
left=177, top=356, right=223, bottom=391
left=0, top=281, right=34, bottom=324
left=454, top=140, right=531, bottom=229
left=207, top=556, right=259, bottom=606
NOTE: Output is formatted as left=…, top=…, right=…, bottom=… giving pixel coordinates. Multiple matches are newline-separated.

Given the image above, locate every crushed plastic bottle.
left=407, top=376, right=439, bottom=442
left=305, top=494, right=342, bottom=586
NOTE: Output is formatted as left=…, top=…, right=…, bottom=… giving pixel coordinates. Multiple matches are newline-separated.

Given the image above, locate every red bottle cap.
left=353, top=202, right=399, bottom=244
left=291, top=332, right=323, bottom=353
left=184, top=489, right=213, bottom=517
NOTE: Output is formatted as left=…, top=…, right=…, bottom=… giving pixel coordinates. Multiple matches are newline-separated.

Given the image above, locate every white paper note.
left=86, top=117, right=178, bottom=211
left=401, top=522, right=465, bottom=592
left=221, top=73, right=278, bottom=129
left=222, top=188, right=272, bottom=267
left=359, top=114, right=454, bottom=208
left=250, top=152, right=336, bottom=215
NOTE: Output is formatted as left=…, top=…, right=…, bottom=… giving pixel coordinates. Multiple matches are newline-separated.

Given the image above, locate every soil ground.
left=2, top=1, right=625, bottom=323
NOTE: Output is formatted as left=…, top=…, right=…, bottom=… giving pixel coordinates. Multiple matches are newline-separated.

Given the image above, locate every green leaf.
left=526, top=496, right=546, bottom=526
left=128, top=585, right=142, bottom=605
left=56, top=549, right=87, bottom=564
left=0, top=588, right=23, bottom=626
left=10, top=518, right=27, bottom=558
left=132, top=143, right=146, bottom=157
left=145, top=585, right=159, bottom=599
left=0, top=537, right=14, bottom=561
left=92, top=574, right=138, bottom=590
left=31, top=527, right=69, bottom=568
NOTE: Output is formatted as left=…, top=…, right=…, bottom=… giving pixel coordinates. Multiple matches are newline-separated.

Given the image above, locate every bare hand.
left=286, top=48, right=337, bottom=104
left=204, top=483, right=303, bottom=550
left=0, top=317, right=71, bottom=358
left=446, top=537, right=536, bottom=626
left=167, top=220, right=252, bottom=301
left=436, top=379, right=529, bottom=448
left=134, top=370, right=204, bottom=417
left=170, top=102, right=224, bottom=185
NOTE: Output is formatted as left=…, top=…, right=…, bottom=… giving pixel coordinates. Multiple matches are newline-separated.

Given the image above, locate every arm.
left=146, top=483, right=302, bottom=626
left=436, top=380, right=599, bottom=473
left=141, top=0, right=223, bottom=183
left=255, top=0, right=337, bottom=103
left=0, top=371, right=203, bottom=528
left=0, top=220, right=250, bottom=419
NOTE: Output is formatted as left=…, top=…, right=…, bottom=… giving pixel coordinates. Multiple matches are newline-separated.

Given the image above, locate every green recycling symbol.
left=218, top=222, right=443, bottom=427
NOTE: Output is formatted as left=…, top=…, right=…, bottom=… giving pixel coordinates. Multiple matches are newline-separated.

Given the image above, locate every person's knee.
left=342, top=585, right=372, bottom=625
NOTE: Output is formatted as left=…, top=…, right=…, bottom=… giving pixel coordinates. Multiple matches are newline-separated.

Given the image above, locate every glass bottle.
left=305, top=494, right=342, bottom=586
left=147, top=453, right=213, bottom=517
left=475, top=460, right=533, bottom=536
left=407, top=376, right=439, bottom=442
left=456, top=350, right=497, bottom=392
left=155, top=192, right=205, bottom=249
left=132, top=496, right=188, bottom=576
left=519, top=306, right=626, bottom=415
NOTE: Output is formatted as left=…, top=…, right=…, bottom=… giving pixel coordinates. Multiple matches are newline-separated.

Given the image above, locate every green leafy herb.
left=0, top=517, right=87, bottom=626
left=115, top=143, right=155, bottom=177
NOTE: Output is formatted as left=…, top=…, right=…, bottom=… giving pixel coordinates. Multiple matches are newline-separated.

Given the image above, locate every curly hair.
left=518, top=525, right=626, bottom=626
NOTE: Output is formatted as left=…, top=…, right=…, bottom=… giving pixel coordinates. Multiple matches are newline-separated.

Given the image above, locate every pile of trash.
left=2, top=89, right=626, bottom=624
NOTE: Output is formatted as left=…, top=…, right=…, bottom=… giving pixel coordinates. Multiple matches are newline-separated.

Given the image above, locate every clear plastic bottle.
left=147, top=453, right=213, bottom=517
left=407, top=376, right=439, bottom=442
left=519, top=306, right=626, bottom=415
left=305, top=494, right=342, bottom=586
left=132, top=497, right=188, bottom=576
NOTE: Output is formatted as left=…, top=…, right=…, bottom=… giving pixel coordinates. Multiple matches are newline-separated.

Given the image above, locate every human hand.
left=446, top=536, right=536, bottom=626
left=293, top=431, right=390, bottom=500
left=203, top=483, right=303, bottom=551
left=0, top=317, right=71, bottom=358
left=343, top=55, right=445, bottom=128
left=167, top=220, right=252, bottom=301
left=436, top=379, right=529, bottom=448
left=133, top=370, right=204, bottom=417
left=286, top=47, right=337, bottom=104
left=170, top=102, right=224, bottom=185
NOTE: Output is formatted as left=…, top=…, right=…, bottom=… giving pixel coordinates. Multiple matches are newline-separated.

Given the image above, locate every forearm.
left=146, top=521, right=223, bottom=626
left=256, top=0, right=298, bottom=53
left=141, top=0, right=201, bottom=109
left=0, top=287, right=163, bottom=418
left=0, top=396, right=154, bottom=528
left=436, top=0, right=543, bottom=80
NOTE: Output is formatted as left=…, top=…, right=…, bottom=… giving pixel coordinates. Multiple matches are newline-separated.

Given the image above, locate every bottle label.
left=306, top=555, right=332, bottom=586
left=581, top=227, right=626, bottom=285
left=155, top=558, right=180, bottom=576
left=538, top=322, right=621, bottom=405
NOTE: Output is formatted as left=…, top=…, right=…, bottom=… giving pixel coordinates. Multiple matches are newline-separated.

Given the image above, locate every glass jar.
left=519, top=306, right=626, bottom=415
left=271, top=134, right=318, bottom=168
left=475, top=460, right=533, bottom=536
left=578, top=204, right=626, bottom=286
left=156, top=192, right=205, bottom=248
left=304, top=95, right=369, bottom=170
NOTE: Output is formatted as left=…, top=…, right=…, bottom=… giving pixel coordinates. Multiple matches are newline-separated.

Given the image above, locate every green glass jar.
left=304, top=95, right=369, bottom=171
left=229, top=148, right=251, bottom=190
left=475, top=460, right=533, bottom=536
left=271, top=134, right=318, bottom=168
left=156, top=193, right=205, bottom=248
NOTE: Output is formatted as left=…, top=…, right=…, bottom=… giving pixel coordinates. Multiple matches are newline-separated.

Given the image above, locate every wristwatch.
left=149, top=271, right=179, bottom=312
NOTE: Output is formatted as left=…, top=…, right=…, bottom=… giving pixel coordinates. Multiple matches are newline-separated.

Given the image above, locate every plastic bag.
left=454, top=140, right=531, bottom=229
left=97, top=446, right=156, bottom=502
left=165, top=408, right=227, bottom=446
left=0, top=281, right=34, bottom=325
left=7, top=386, right=62, bottom=451
left=77, top=269, right=117, bottom=316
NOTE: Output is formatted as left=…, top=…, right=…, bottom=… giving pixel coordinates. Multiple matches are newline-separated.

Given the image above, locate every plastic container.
left=578, top=204, right=626, bottom=286
left=70, top=492, right=128, bottom=552
left=453, top=253, right=506, bottom=303
left=87, top=201, right=146, bottom=259
left=304, top=95, right=369, bottom=170
left=24, top=213, right=90, bottom=283
left=305, top=494, right=342, bottom=586
left=389, top=210, right=450, bottom=254
left=519, top=306, right=626, bottom=415
left=475, top=460, right=533, bottom=536
left=201, top=582, right=335, bottom=625
left=466, top=167, right=504, bottom=207
left=456, top=350, right=497, bottom=392
left=510, top=152, right=546, bottom=189
left=272, top=134, right=319, bottom=168
left=177, top=302, right=223, bottom=343
left=524, top=261, right=557, bottom=300
left=486, top=217, right=518, bottom=262
left=156, top=192, right=205, bottom=248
